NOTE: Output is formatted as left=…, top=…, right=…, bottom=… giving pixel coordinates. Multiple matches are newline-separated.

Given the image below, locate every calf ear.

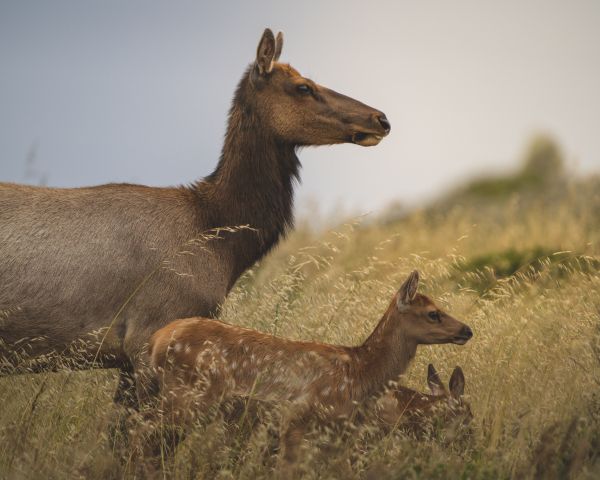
left=397, top=270, right=419, bottom=309
left=449, top=366, right=465, bottom=398
left=427, top=364, right=446, bottom=396
left=273, top=31, right=284, bottom=62
left=256, top=28, right=277, bottom=75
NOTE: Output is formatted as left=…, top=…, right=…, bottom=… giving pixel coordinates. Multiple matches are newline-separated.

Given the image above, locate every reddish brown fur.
left=147, top=271, right=472, bottom=465
left=375, top=364, right=472, bottom=436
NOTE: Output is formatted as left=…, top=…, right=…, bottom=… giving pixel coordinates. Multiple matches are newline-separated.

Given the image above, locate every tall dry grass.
left=1, top=170, right=599, bottom=478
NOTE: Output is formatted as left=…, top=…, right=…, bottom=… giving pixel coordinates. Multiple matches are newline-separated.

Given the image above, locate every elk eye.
left=428, top=311, right=441, bottom=322
left=296, top=84, right=311, bottom=95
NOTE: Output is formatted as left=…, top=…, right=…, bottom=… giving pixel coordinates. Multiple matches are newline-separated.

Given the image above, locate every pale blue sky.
left=1, top=1, right=599, bottom=217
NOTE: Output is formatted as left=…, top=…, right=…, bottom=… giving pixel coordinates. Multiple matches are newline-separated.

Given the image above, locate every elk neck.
left=192, top=69, right=301, bottom=279
left=348, top=303, right=418, bottom=399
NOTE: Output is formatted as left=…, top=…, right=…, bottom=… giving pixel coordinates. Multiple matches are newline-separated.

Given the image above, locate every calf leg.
left=132, top=378, right=225, bottom=477
left=277, top=409, right=313, bottom=477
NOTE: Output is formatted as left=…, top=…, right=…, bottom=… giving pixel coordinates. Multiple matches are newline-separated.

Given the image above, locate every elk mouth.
left=452, top=336, right=471, bottom=345
left=352, top=131, right=384, bottom=147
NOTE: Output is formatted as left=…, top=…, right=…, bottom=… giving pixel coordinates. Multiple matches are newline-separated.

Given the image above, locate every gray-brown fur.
left=0, top=28, right=390, bottom=407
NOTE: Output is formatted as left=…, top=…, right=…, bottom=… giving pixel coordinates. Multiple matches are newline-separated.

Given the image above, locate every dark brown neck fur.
left=192, top=67, right=300, bottom=281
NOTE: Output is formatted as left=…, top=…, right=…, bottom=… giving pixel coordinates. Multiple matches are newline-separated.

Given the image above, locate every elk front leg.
left=108, top=330, right=160, bottom=462
left=114, top=365, right=139, bottom=409
left=107, top=364, right=140, bottom=456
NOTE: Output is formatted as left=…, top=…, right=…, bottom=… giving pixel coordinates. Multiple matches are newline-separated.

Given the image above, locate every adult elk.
left=148, top=271, right=473, bottom=465
left=0, top=29, right=390, bottom=407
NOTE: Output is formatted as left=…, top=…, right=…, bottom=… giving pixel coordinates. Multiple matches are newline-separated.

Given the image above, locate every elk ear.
left=396, top=270, right=419, bottom=309
left=273, top=31, right=284, bottom=62
left=449, top=366, right=465, bottom=398
left=256, top=28, right=277, bottom=75
left=427, top=364, right=446, bottom=396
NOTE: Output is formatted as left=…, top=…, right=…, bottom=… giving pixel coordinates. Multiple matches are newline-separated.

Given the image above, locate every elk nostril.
left=377, top=115, right=391, bottom=134
left=461, top=326, right=473, bottom=339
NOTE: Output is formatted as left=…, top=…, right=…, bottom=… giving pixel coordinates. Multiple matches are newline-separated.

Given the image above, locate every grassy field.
left=1, top=138, right=599, bottom=479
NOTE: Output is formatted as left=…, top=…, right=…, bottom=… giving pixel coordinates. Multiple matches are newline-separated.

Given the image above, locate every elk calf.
left=375, top=363, right=472, bottom=437
left=148, top=271, right=472, bottom=464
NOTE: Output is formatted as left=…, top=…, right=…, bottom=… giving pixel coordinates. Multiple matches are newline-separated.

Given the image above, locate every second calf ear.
left=449, top=366, right=465, bottom=397
left=273, top=31, right=284, bottom=62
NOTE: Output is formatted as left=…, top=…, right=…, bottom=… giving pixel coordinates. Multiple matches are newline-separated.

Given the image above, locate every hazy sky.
left=1, top=1, right=599, bottom=217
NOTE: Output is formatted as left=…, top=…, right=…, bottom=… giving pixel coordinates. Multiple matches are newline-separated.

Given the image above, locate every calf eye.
left=428, top=311, right=441, bottom=322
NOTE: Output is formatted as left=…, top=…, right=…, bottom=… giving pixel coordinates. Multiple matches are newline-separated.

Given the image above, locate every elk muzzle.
left=351, top=113, right=391, bottom=146
left=452, top=325, right=473, bottom=345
